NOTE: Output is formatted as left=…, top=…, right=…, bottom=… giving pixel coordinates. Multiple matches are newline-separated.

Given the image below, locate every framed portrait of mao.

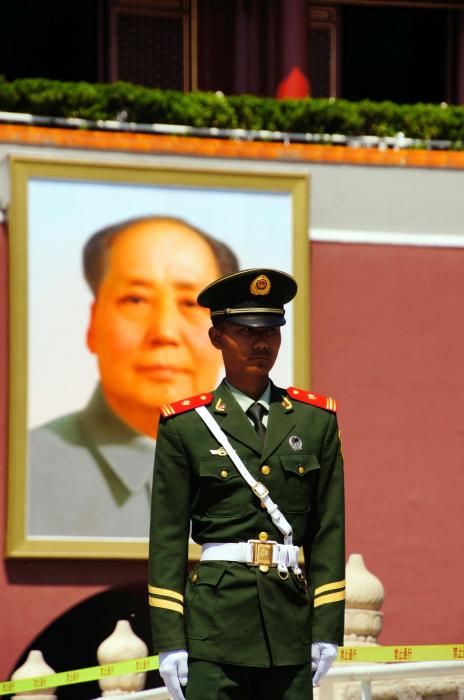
left=5, top=155, right=310, bottom=558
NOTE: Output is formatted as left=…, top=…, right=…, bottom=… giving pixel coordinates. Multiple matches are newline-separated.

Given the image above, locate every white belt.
left=201, top=541, right=300, bottom=576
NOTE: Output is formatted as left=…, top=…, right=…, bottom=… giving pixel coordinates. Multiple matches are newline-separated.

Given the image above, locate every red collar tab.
left=161, top=392, right=213, bottom=418
left=287, top=387, right=337, bottom=412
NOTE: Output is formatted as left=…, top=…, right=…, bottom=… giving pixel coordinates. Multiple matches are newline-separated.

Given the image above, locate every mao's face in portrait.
left=86, top=220, right=222, bottom=436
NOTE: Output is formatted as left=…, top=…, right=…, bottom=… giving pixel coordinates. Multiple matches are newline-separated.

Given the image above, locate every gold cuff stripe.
left=148, top=585, right=184, bottom=602
left=314, top=590, right=346, bottom=608
left=325, top=397, right=337, bottom=411
left=315, top=579, right=346, bottom=597
left=148, top=598, right=184, bottom=614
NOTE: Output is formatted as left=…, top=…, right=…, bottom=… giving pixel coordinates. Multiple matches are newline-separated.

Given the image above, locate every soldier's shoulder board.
left=287, top=386, right=337, bottom=412
left=161, top=392, right=213, bottom=418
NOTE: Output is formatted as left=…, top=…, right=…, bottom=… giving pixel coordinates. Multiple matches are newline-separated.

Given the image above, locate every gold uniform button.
left=259, top=531, right=268, bottom=541
left=192, top=573, right=198, bottom=583
left=260, top=502, right=266, bottom=510
left=298, top=466, right=305, bottom=474
left=259, top=565, right=269, bottom=573
left=261, top=465, right=271, bottom=475
left=220, top=469, right=228, bottom=478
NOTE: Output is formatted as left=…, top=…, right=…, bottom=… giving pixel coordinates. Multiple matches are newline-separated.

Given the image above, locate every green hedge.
left=1, top=76, right=464, bottom=144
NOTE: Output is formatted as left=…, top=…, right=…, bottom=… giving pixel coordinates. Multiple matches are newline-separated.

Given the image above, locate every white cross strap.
left=195, top=405, right=294, bottom=543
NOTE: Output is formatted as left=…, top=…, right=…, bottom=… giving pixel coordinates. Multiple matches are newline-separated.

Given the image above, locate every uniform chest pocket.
left=197, top=457, right=251, bottom=517
left=278, top=454, right=320, bottom=513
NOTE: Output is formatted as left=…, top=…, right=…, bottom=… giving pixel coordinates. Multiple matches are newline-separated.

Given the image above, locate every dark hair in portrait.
left=83, top=215, right=239, bottom=296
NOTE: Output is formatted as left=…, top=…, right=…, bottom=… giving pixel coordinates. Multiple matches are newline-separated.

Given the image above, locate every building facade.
left=1, top=0, right=464, bottom=103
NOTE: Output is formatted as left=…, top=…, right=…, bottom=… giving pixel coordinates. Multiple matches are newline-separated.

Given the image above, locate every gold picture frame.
left=6, top=155, right=310, bottom=559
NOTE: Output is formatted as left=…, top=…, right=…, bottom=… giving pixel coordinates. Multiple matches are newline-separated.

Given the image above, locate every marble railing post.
left=10, top=649, right=57, bottom=699
left=97, top=619, right=148, bottom=696
left=344, top=553, right=385, bottom=646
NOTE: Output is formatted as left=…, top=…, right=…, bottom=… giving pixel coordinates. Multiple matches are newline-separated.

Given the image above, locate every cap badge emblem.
left=289, top=435, right=303, bottom=451
left=250, top=274, right=271, bottom=296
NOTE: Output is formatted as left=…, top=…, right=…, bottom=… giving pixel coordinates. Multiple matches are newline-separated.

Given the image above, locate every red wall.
left=1, top=232, right=463, bottom=681
left=311, top=241, right=464, bottom=645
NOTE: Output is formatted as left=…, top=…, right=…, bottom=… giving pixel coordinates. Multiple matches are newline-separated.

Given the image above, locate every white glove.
left=159, top=649, right=189, bottom=700
left=311, top=641, right=338, bottom=686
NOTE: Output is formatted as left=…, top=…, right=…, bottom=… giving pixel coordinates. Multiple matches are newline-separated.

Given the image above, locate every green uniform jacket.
left=148, top=380, right=345, bottom=668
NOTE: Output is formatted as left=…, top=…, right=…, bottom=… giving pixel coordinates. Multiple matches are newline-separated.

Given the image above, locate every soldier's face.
left=87, top=220, right=222, bottom=417
left=209, top=321, right=281, bottom=381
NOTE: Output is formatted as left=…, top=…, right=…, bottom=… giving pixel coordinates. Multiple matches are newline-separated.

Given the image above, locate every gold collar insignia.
left=281, top=395, right=293, bottom=411
left=215, top=398, right=227, bottom=412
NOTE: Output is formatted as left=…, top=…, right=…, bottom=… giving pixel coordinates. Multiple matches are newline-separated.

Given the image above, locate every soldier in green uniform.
left=148, top=268, right=345, bottom=700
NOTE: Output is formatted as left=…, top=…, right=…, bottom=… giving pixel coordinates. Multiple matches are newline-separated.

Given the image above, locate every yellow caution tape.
left=1, top=646, right=464, bottom=696
left=0, top=655, right=159, bottom=696
left=337, top=644, right=464, bottom=664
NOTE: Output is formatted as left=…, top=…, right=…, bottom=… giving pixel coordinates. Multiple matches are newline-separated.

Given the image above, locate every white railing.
left=91, top=660, right=464, bottom=700
left=92, top=687, right=170, bottom=700
left=320, top=660, right=464, bottom=700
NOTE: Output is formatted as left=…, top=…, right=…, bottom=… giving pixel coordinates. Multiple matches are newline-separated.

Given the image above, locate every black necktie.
left=246, top=402, right=267, bottom=438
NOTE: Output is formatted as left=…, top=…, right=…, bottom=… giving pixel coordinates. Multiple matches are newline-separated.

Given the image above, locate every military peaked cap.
left=197, top=268, right=297, bottom=327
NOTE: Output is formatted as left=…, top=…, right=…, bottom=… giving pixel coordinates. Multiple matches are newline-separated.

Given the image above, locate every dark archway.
left=11, top=583, right=162, bottom=699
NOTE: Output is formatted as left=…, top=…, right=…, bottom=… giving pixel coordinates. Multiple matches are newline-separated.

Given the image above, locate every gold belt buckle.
left=249, top=540, right=277, bottom=567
